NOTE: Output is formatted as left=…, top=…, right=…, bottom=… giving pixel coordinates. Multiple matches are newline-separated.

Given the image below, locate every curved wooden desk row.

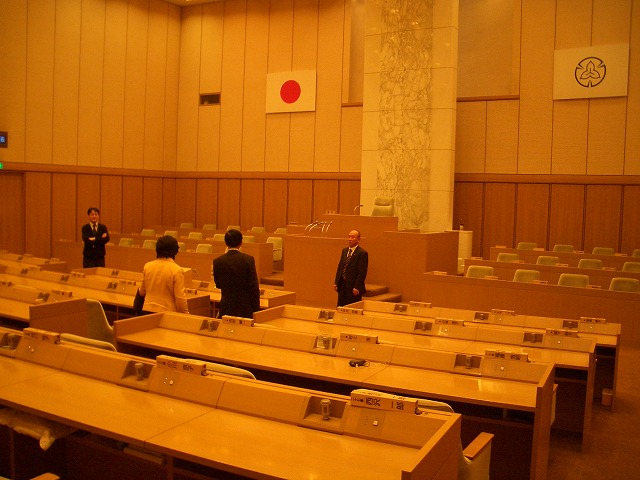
left=253, top=303, right=594, bottom=450
left=0, top=327, right=468, bottom=480
left=420, top=272, right=639, bottom=348
left=0, top=263, right=211, bottom=318
left=0, top=251, right=68, bottom=272
left=465, top=258, right=640, bottom=290
left=113, top=312, right=555, bottom=480
left=490, top=246, right=632, bottom=270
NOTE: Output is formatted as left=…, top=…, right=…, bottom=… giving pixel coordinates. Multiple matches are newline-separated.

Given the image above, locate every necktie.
left=341, top=249, right=353, bottom=279
left=92, top=224, right=97, bottom=235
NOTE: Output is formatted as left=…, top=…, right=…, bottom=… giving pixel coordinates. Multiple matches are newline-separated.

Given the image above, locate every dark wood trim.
left=457, top=95, right=519, bottom=102
left=455, top=173, right=640, bottom=186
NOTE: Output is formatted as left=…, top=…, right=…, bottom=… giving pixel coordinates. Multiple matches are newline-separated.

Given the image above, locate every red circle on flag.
left=280, top=80, right=301, bottom=104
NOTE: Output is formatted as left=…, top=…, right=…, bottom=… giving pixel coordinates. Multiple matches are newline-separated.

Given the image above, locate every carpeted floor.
left=546, top=346, right=640, bottom=479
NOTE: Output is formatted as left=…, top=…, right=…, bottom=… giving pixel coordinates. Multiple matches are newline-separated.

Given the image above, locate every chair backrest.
left=557, top=273, right=589, bottom=288
left=553, top=244, right=574, bottom=253
left=512, top=269, right=541, bottom=283
left=205, top=362, right=256, bottom=379
left=243, top=235, right=255, bottom=243
left=178, top=241, right=186, bottom=252
left=577, top=258, right=603, bottom=270
left=142, top=239, right=157, bottom=250
left=592, top=246, right=615, bottom=256
left=118, top=237, right=134, bottom=247
left=266, top=237, right=283, bottom=261
left=195, top=244, right=213, bottom=254
left=516, top=242, right=537, bottom=250
left=371, top=196, right=394, bottom=216
left=140, top=228, right=155, bottom=236
left=536, top=255, right=560, bottom=266
left=85, top=299, right=116, bottom=345
left=202, top=224, right=217, bottom=230
left=213, top=233, right=225, bottom=242
left=465, top=265, right=495, bottom=278
left=496, top=252, right=519, bottom=262
left=164, top=230, right=178, bottom=238
left=609, top=277, right=640, bottom=293
left=250, top=226, right=266, bottom=233
left=179, top=222, right=194, bottom=229
left=274, top=227, right=287, bottom=234
left=622, top=261, right=640, bottom=273
left=226, top=225, right=241, bottom=231
left=633, top=249, right=640, bottom=258
left=188, top=231, right=203, bottom=240
left=60, top=333, right=117, bottom=352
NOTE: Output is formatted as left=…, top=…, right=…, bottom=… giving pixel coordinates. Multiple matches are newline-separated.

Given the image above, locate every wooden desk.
left=0, top=280, right=88, bottom=336
left=490, top=246, right=631, bottom=270
left=466, top=258, right=640, bottom=289
left=0, top=264, right=211, bottom=319
left=421, top=272, right=640, bottom=347
left=0, top=329, right=463, bottom=480
left=254, top=303, right=593, bottom=450
left=114, top=312, right=554, bottom=480
left=0, top=251, right=68, bottom=272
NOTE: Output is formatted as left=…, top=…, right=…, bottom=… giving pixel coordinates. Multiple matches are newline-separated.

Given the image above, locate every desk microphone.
left=353, top=204, right=363, bottom=213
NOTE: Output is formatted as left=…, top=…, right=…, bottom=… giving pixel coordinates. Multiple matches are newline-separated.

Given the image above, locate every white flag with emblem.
left=266, top=71, right=316, bottom=113
left=553, top=43, right=629, bottom=100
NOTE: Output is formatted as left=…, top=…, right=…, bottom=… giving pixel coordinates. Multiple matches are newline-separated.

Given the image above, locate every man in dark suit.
left=81, top=207, right=110, bottom=268
left=334, top=229, right=368, bottom=307
left=213, top=229, right=261, bottom=318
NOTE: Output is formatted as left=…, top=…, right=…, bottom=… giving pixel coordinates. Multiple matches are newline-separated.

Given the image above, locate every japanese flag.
left=266, top=70, right=316, bottom=113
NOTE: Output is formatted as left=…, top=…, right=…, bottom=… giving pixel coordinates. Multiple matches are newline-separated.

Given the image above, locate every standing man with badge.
left=334, top=229, right=368, bottom=307
left=81, top=207, right=110, bottom=268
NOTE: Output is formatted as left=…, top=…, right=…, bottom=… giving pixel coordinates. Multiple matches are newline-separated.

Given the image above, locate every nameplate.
left=545, top=328, right=579, bottom=337
left=561, top=320, right=579, bottom=329
left=51, top=289, right=73, bottom=298
left=156, top=355, right=207, bottom=375
left=532, top=280, right=549, bottom=284
left=409, top=301, right=432, bottom=309
left=336, top=306, right=363, bottom=315
left=602, top=267, right=616, bottom=271
left=557, top=263, right=569, bottom=267
left=185, top=288, right=199, bottom=294
left=221, top=316, right=254, bottom=327
left=474, top=311, right=490, bottom=321
left=317, top=309, right=335, bottom=320
left=435, top=317, right=463, bottom=326
left=393, top=303, right=408, bottom=312
left=339, top=332, right=378, bottom=344
left=0, top=280, right=13, bottom=287
left=614, top=253, right=627, bottom=257
left=579, top=316, right=607, bottom=324
left=110, top=270, right=120, bottom=276
left=350, top=389, right=418, bottom=414
left=59, top=274, right=69, bottom=282
left=71, top=272, right=86, bottom=278
left=485, top=349, right=528, bottom=362
left=586, top=284, right=601, bottom=289
left=23, top=328, right=60, bottom=344
left=430, top=271, right=448, bottom=275
left=484, top=275, right=499, bottom=280
left=491, top=308, right=515, bottom=316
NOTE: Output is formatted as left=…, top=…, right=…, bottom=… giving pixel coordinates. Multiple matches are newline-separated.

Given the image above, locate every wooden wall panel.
left=583, top=185, right=622, bottom=253
left=263, top=180, right=288, bottom=231
left=162, top=178, right=177, bottom=227
left=338, top=180, right=361, bottom=215
left=548, top=184, right=585, bottom=250
left=52, top=0, right=80, bottom=167
left=482, top=183, right=516, bottom=257
left=452, top=182, right=484, bottom=257
left=163, top=6, right=181, bottom=171
left=25, top=173, right=52, bottom=257
left=515, top=184, right=549, bottom=249
left=621, top=185, right=640, bottom=254
left=287, top=180, right=313, bottom=226
left=219, top=0, right=246, bottom=171
left=551, top=101, right=589, bottom=174
left=175, top=179, right=197, bottom=227
left=101, top=176, right=123, bottom=234
left=587, top=98, right=627, bottom=175
left=25, top=0, right=54, bottom=165
left=122, top=176, right=144, bottom=235
left=240, top=179, right=265, bottom=229
left=242, top=0, right=269, bottom=171
left=143, top=177, right=164, bottom=228
left=485, top=100, right=518, bottom=173
left=217, top=179, right=241, bottom=229
left=0, top=173, right=24, bottom=253
left=625, top=0, right=640, bottom=175
left=339, top=106, right=363, bottom=172
left=101, top=0, right=127, bottom=168
left=77, top=174, right=101, bottom=242
left=52, top=174, right=77, bottom=243
left=196, top=179, right=218, bottom=229
left=312, top=180, right=339, bottom=219
left=77, top=0, right=105, bottom=168
left=454, top=102, right=486, bottom=173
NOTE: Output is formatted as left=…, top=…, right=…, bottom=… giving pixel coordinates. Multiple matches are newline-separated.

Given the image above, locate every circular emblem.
left=575, top=57, right=606, bottom=88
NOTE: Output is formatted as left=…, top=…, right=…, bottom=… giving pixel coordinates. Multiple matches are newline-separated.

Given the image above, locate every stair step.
left=364, top=284, right=388, bottom=296
left=260, top=271, right=284, bottom=287
left=365, top=292, right=402, bottom=303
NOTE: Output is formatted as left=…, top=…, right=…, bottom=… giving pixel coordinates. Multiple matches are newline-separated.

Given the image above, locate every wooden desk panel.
left=490, top=247, right=630, bottom=270
left=420, top=273, right=640, bottom=347
left=0, top=252, right=68, bottom=272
